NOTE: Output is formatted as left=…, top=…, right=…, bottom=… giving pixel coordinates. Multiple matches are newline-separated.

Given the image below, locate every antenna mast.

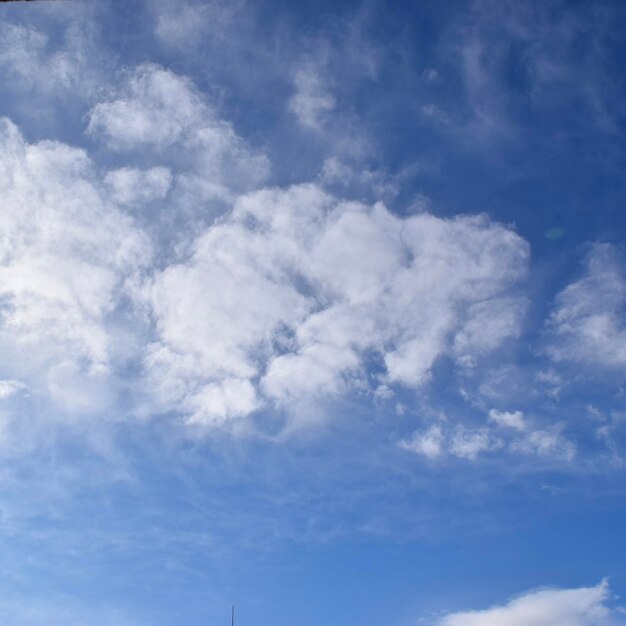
left=232, top=604, right=235, bottom=626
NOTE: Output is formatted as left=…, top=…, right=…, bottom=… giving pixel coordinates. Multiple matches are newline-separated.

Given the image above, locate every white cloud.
left=146, top=183, right=528, bottom=426
left=88, top=64, right=269, bottom=201
left=547, top=244, right=626, bottom=367
left=399, top=425, right=444, bottom=459
left=88, top=64, right=206, bottom=151
left=185, top=378, right=260, bottom=426
left=401, top=414, right=575, bottom=464
left=400, top=423, right=502, bottom=462
left=1, top=63, right=529, bottom=431
left=489, top=409, right=525, bottom=431
left=436, top=580, right=616, bottom=626
left=0, top=118, right=150, bottom=413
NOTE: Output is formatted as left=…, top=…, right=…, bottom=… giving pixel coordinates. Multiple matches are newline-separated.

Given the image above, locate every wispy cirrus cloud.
left=425, top=0, right=626, bottom=143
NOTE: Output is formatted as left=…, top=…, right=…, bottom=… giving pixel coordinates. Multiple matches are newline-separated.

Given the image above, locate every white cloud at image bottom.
left=435, top=580, right=620, bottom=626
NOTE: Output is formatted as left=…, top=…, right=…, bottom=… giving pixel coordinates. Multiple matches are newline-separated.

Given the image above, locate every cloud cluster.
left=0, top=55, right=530, bottom=434
left=400, top=409, right=575, bottom=462
left=436, top=580, right=617, bottom=626
left=3, top=52, right=606, bottom=453
left=146, top=183, right=528, bottom=426
left=2, top=51, right=612, bottom=460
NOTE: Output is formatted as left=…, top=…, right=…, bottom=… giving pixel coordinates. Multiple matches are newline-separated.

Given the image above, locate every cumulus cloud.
left=88, top=64, right=205, bottom=151
left=399, top=425, right=444, bottom=459
left=400, top=424, right=499, bottom=462
left=0, top=53, right=540, bottom=437
left=145, top=183, right=529, bottom=426
left=88, top=63, right=269, bottom=201
left=0, top=118, right=150, bottom=413
left=436, top=580, right=617, bottom=626
left=489, top=409, right=526, bottom=431
left=547, top=244, right=626, bottom=367
left=0, top=63, right=529, bottom=433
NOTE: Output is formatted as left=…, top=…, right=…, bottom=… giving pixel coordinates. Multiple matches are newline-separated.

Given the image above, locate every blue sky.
left=0, top=0, right=626, bottom=624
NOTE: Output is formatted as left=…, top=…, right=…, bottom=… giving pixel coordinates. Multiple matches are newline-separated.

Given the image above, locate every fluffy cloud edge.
left=436, top=580, right=618, bottom=626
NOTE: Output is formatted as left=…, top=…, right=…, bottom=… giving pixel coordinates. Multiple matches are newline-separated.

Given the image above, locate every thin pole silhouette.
left=232, top=605, right=235, bottom=626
